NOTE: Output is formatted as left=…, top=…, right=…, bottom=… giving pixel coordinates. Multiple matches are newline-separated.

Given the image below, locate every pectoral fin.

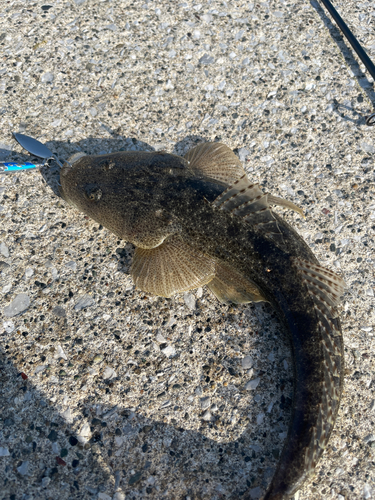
left=131, top=235, right=216, bottom=298
left=184, top=142, right=246, bottom=185
left=208, top=261, right=266, bottom=304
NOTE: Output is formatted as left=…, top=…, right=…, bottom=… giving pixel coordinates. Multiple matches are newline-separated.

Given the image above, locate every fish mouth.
left=60, top=152, right=87, bottom=176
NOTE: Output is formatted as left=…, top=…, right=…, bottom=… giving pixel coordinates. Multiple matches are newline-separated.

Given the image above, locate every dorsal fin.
left=296, top=259, right=345, bottom=311
left=294, top=258, right=345, bottom=466
left=212, top=175, right=264, bottom=210
left=131, top=235, right=215, bottom=298
left=184, top=142, right=246, bottom=185
left=185, top=143, right=304, bottom=217
left=212, top=175, right=282, bottom=240
left=232, top=194, right=269, bottom=216
left=268, top=194, right=304, bottom=217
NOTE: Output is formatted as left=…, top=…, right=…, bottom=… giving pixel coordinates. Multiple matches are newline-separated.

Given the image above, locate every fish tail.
left=246, top=258, right=345, bottom=499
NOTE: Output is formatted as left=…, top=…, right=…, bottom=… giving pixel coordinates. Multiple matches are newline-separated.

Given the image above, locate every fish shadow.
left=0, top=304, right=290, bottom=500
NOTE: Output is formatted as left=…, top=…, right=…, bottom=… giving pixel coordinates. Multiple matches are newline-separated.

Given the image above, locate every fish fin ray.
left=208, top=261, right=266, bottom=304
left=212, top=179, right=283, bottom=237
left=296, top=258, right=344, bottom=470
left=212, top=176, right=263, bottom=210
left=232, top=194, right=269, bottom=216
left=184, top=142, right=246, bottom=185
left=131, top=235, right=215, bottom=298
left=296, top=259, right=345, bottom=310
left=268, top=194, right=304, bottom=217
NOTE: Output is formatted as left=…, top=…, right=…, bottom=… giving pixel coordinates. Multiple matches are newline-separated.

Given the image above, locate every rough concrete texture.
left=0, top=1, right=375, bottom=499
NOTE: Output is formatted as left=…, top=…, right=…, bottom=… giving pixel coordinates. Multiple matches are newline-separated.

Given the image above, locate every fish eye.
left=84, top=185, right=102, bottom=202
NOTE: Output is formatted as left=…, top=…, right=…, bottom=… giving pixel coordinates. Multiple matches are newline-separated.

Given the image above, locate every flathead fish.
left=59, top=142, right=345, bottom=499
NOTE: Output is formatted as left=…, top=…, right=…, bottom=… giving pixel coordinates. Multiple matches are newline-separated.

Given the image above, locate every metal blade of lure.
left=12, top=133, right=67, bottom=168
left=13, top=133, right=54, bottom=160
left=0, top=134, right=47, bottom=174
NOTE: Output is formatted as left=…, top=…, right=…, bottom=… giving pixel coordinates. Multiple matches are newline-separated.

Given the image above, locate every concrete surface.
left=0, top=0, right=375, bottom=499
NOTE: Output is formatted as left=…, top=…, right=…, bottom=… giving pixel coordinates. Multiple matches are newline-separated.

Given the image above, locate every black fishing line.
left=318, top=0, right=375, bottom=126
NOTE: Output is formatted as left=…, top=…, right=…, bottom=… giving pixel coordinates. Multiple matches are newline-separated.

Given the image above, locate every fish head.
left=59, top=151, right=188, bottom=248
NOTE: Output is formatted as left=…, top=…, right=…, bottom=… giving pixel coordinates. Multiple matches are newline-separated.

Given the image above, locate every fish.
left=59, top=142, right=345, bottom=499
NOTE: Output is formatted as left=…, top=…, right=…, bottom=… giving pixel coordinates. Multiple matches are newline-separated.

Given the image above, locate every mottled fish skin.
left=59, top=149, right=344, bottom=500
